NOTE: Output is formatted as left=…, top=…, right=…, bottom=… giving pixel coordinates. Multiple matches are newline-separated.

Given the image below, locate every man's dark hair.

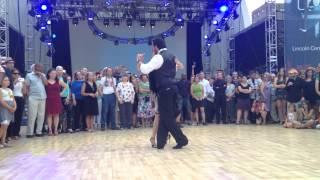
left=152, top=38, right=166, bottom=49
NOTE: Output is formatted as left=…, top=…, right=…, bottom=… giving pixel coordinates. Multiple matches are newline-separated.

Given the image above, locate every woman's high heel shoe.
left=150, top=137, right=156, bottom=148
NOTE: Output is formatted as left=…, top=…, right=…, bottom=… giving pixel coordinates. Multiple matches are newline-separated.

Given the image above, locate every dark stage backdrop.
left=234, top=22, right=266, bottom=74
left=52, top=20, right=72, bottom=74
left=187, top=22, right=202, bottom=78
left=285, top=0, right=320, bottom=68
left=9, top=27, right=25, bottom=73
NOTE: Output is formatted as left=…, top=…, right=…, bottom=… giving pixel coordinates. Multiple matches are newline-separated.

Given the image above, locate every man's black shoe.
left=111, top=127, right=121, bottom=130
left=35, top=134, right=44, bottom=137
left=26, top=135, right=34, bottom=138
left=173, top=141, right=188, bottom=149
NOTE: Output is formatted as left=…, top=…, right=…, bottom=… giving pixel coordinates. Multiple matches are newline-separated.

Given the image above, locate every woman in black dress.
left=273, top=68, right=287, bottom=124
left=81, top=72, right=99, bottom=132
left=303, top=68, right=318, bottom=108
left=236, top=75, right=252, bottom=124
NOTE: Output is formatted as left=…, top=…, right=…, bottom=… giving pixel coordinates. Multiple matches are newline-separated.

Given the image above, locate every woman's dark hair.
left=46, top=69, right=59, bottom=82
left=277, top=68, right=286, bottom=80
left=152, top=38, right=166, bottom=50
left=305, top=68, right=314, bottom=79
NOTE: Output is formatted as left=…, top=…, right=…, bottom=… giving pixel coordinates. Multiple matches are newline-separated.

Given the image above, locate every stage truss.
left=0, top=0, right=9, bottom=57
left=265, top=0, right=278, bottom=73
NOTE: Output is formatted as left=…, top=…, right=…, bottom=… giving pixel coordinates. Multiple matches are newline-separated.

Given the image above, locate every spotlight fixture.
left=127, top=19, right=133, bottom=28
left=204, top=35, right=208, bottom=39
left=72, top=18, right=79, bottom=26
left=216, top=27, right=222, bottom=32
left=40, top=30, right=50, bottom=42
left=233, top=0, right=241, bottom=3
left=41, top=4, right=48, bottom=11
left=28, top=9, right=36, bottom=17
left=103, top=18, right=110, bottom=27
left=150, top=20, right=156, bottom=28
left=140, top=19, right=146, bottom=27
left=187, top=11, right=193, bottom=20
left=175, top=16, right=184, bottom=27
left=224, top=23, right=230, bottom=31
left=68, top=8, right=76, bottom=17
left=212, top=20, right=218, bottom=25
left=114, top=19, right=120, bottom=26
left=205, top=50, right=211, bottom=57
left=216, top=35, right=221, bottom=43
left=87, top=11, right=94, bottom=21
left=47, top=20, right=52, bottom=25
left=52, top=33, right=57, bottom=39
left=219, top=5, right=229, bottom=13
left=233, top=11, right=239, bottom=19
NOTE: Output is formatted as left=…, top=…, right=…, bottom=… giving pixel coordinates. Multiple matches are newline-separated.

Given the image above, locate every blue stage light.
left=47, top=20, right=51, bottom=25
left=212, top=20, right=218, bottom=25
left=41, top=4, right=48, bottom=11
left=219, top=5, right=228, bottom=12
left=204, top=35, right=208, bottom=39
left=52, top=33, right=57, bottom=39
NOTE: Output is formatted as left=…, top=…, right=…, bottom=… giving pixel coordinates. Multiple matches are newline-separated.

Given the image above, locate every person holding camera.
left=137, top=74, right=154, bottom=128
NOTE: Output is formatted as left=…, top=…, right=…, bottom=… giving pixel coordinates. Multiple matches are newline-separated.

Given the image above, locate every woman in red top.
left=46, top=69, right=67, bottom=136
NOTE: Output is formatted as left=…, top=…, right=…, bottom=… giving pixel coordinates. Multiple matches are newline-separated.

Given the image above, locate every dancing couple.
left=136, top=38, right=188, bottom=149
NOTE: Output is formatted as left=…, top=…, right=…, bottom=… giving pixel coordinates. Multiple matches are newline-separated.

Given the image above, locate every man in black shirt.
left=176, top=74, right=192, bottom=124
left=286, top=68, right=304, bottom=113
left=213, top=71, right=227, bottom=124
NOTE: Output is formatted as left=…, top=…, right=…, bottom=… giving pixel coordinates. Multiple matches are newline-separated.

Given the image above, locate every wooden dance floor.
left=0, top=125, right=320, bottom=179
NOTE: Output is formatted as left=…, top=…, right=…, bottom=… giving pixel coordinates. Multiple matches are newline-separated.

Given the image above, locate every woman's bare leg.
left=53, top=114, right=59, bottom=135
left=47, top=115, right=53, bottom=135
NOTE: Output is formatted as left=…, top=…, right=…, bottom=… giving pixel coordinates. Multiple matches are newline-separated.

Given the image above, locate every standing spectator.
left=236, top=75, right=252, bottom=124
left=99, top=68, right=119, bottom=130
left=81, top=72, right=99, bottom=132
left=261, top=73, right=272, bottom=122
left=10, top=69, right=25, bottom=139
left=24, top=64, right=47, bottom=138
left=270, top=73, right=279, bottom=122
left=176, top=74, right=192, bottom=124
left=286, top=68, right=304, bottom=115
left=1, top=57, right=15, bottom=89
left=225, top=75, right=236, bottom=123
left=303, top=68, right=318, bottom=108
left=137, top=74, right=154, bottom=127
left=206, top=77, right=215, bottom=123
left=199, top=72, right=214, bottom=124
left=232, top=71, right=239, bottom=85
left=0, top=76, right=16, bottom=148
left=95, top=71, right=103, bottom=129
left=247, top=71, right=262, bottom=123
left=71, top=71, right=85, bottom=131
left=80, top=67, right=88, bottom=80
left=2, top=58, right=15, bottom=140
left=45, top=69, right=67, bottom=136
left=130, top=75, right=139, bottom=128
left=191, top=75, right=205, bottom=125
left=116, top=74, right=135, bottom=129
left=213, top=71, right=227, bottom=124
left=274, top=68, right=287, bottom=124
left=56, top=66, right=72, bottom=133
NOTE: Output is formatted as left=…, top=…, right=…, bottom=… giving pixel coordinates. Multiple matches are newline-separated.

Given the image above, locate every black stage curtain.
left=187, top=22, right=202, bottom=79
left=9, top=27, right=25, bottom=73
left=234, top=23, right=266, bottom=74
left=52, top=20, right=72, bottom=75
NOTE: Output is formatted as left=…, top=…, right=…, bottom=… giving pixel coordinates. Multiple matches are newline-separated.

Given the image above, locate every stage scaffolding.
left=265, top=0, right=278, bottom=73
left=0, top=0, right=9, bottom=58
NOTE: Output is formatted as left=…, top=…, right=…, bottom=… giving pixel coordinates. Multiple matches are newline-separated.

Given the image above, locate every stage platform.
left=0, top=125, right=319, bottom=179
